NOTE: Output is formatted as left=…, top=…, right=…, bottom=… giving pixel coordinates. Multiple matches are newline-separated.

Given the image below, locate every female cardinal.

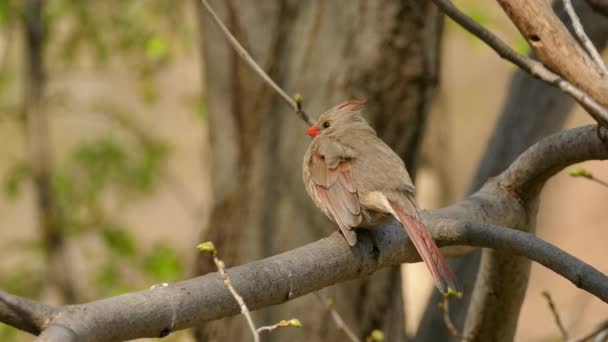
left=302, top=99, right=457, bottom=293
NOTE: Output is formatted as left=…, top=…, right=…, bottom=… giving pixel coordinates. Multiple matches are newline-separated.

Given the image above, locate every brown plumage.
left=302, top=99, right=457, bottom=293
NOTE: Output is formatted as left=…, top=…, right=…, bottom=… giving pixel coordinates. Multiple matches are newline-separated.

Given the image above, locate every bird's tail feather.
left=389, top=200, right=459, bottom=293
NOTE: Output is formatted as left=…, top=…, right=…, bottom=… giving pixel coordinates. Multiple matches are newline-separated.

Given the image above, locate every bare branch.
left=315, top=292, right=360, bottom=342
left=197, top=241, right=259, bottom=342
left=497, top=0, right=608, bottom=126
left=430, top=0, right=608, bottom=127
left=0, top=290, right=57, bottom=335
left=542, top=291, right=569, bottom=340
left=197, top=0, right=315, bottom=125
left=438, top=291, right=470, bottom=341
left=562, top=0, right=608, bottom=75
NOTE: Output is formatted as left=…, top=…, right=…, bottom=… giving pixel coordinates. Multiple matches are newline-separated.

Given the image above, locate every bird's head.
left=306, top=98, right=373, bottom=138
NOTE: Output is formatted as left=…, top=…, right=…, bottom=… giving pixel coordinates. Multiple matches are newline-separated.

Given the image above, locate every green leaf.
left=0, top=324, right=19, bottom=340
left=96, top=263, right=119, bottom=290
left=145, top=36, right=169, bottom=61
left=0, top=0, right=10, bottom=26
left=514, top=36, right=531, bottom=56
left=74, top=138, right=128, bottom=193
left=101, top=226, right=135, bottom=257
left=569, top=168, right=592, bottom=178
left=196, top=241, right=216, bottom=255
left=370, top=329, right=385, bottom=342
left=3, top=161, right=31, bottom=199
left=195, top=100, right=208, bottom=122
left=143, top=245, right=182, bottom=282
left=468, top=7, right=489, bottom=27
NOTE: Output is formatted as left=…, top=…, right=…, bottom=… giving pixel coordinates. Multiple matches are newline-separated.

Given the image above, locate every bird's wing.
left=308, top=138, right=361, bottom=246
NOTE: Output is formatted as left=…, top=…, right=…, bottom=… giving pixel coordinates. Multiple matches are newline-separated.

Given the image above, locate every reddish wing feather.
left=309, top=153, right=361, bottom=246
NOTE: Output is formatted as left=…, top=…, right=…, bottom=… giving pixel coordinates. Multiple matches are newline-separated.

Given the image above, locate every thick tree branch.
left=562, top=0, right=608, bottom=75
left=0, top=126, right=605, bottom=341
left=0, top=291, right=57, bottom=335
left=497, top=0, right=608, bottom=126
left=17, top=218, right=608, bottom=341
left=431, top=0, right=608, bottom=126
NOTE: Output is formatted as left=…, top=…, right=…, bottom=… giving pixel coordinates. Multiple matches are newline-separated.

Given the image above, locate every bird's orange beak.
left=306, top=125, right=319, bottom=138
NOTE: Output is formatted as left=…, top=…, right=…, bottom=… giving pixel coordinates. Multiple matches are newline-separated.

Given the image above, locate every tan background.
left=0, top=1, right=606, bottom=341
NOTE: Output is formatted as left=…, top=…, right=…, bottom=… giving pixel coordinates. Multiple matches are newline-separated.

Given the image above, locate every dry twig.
left=438, top=289, right=469, bottom=341
left=561, top=0, right=608, bottom=75
left=542, top=291, right=569, bottom=340
left=198, top=242, right=302, bottom=342
left=198, top=241, right=260, bottom=342
left=198, top=0, right=314, bottom=125
left=315, top=292, right=360, bottom=342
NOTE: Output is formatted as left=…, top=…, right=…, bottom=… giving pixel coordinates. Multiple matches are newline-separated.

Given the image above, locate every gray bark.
left=194, top=1, right=442, bottom=341
left=416, top=1, right=608, bottom=340
left=2, top=125, right=607, bottom=341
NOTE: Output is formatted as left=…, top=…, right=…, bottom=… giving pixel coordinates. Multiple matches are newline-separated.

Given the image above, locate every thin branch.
left=438, top=291, right=470, bottom=341
left=569, top=168, right=608, bottom=188
left=256, top=319, right=302, bottom=334
left=0, top=290, right=57, bottom=335
left=542, top=291, right=569, bottom=340
left=562, top=0, right=608, bottom=75
left=430, top=0, right=608, bottom=127
left=197, top=0, right=315, bottom=125
left=197, top=242, right=259, bottom=342
left=315, top=292, right=360, bottom=342
left=569, top=320, right=608, bottom=342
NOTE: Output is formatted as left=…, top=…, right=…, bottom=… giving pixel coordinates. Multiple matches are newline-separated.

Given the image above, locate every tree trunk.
left=23, top=0, right=75, bottom=304
left=194, top=0, right=442, bottom=341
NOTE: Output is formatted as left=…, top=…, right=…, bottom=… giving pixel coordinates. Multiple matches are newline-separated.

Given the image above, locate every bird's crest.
left=336, top=98, right=367, bottom=111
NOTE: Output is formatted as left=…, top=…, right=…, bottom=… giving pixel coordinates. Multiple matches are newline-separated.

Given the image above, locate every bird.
left=302, top=98, right=457, bottom=293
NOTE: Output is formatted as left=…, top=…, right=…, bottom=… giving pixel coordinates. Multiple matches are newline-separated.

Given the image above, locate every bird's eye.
left=322, top=121, right=331, bottom=129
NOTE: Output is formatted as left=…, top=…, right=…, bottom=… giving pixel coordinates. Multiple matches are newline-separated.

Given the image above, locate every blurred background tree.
left=0, top=1, right=607, bottom=341
left=0, top=1, right=204, bottom=340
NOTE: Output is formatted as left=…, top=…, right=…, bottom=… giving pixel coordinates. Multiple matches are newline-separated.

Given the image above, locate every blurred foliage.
left=0, top=3, right=193, bottom=338
left=143, top=244, right=183, bottom=282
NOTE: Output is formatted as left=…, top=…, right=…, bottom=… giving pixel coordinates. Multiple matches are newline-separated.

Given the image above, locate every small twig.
left=542, top=291, right=569, bottom=340
left=198, top=0, right=315, bottom=125
left=431, top=0, right=608, bottom=127
left=198, top=242, right=301, bottom=341
left=197, top=242, right=260, bottom=342
left=256, top=318, right=302, bottom=334
left=562, top=0, right=608, bottom=75
left=569, top=168, right=608, bottom=188
left=315, top=292, right=360, bottom=342
left=438, top=289, right=469, bottom=341
left=568, top=320, right=608, bottom=342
